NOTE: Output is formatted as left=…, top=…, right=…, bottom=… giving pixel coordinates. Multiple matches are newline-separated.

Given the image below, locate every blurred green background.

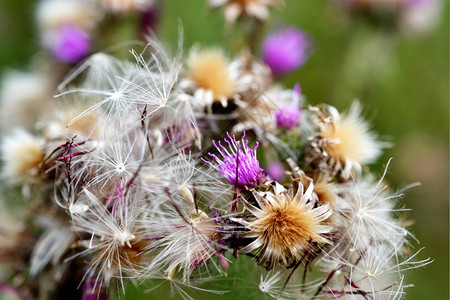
left=0, top=0, right=448, bottom=299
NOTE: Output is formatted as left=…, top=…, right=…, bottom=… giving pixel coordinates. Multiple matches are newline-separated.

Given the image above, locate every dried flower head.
left=44, top=96, right=104, bottom=140
left=58, top=37, right=199, bottom=140
left=97, top=0, right=156, bottom=13
left=184, top=47, right=236, bottom=108
left=309, top=103, right=385, bottom=178
left=235, top=179, right=332, bottom=269
left=289, top=158, right=337, bottom=209
left=70, top=186, right=148, bottom=290
left=311, top=174, right=337, bottom=209
left=320, top=240, right=430, bottom=299
left=332, top=165, right=412, bottom=251
left=1, top=129, right=44, bottom=186
left=229, top=50, right=272, bottom=103
left=209, top=0, right=283, bottom=24
left=140, top=186, right=225, bottom=282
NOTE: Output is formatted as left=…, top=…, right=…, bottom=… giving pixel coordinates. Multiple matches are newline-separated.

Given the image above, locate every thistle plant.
left=0, top=1, right=433, bottom=299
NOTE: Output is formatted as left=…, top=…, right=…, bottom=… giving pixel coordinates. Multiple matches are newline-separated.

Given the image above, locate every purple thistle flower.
left=50, top=24, right=91, bottom=64
left=262, top=28, right=311, bottom=77
left=274, top=105, right=300, bottom=130
left=265, top=161, right=286, bottom=182
left=203, top=132, right=265, bottom=188
left=274, top=83, right=302, bottom=131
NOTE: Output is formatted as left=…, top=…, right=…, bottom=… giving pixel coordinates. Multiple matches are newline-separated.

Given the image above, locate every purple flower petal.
left=50, top=24, right=91, bottom=64
left=203, top=132, right=265, bottom=188
left=262, top=28, right=311, bottom=76
left=273, top=83, right=302, bottom=131
left=265, top=161, right=286, bottom=182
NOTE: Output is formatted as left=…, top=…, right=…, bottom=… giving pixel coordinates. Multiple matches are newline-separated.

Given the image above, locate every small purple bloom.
left=274, top=105, right=300, bottom=131
left=203, top=132, right=265, bottom=188
left=265, top=161, right=286, bottom=182
left=262, top=28, right=311, bottom=77
left=140, top=2, right=162, bottom=38
left=50, top=24, right=91, bottom=64
left=274, top=83, right=302, bottom=131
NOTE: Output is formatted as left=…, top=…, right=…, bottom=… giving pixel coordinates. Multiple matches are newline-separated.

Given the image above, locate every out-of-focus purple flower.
left=203, top=132, right=265, bottom=188
left=140, top=1, right=162, bottom=38
left=50, top=24, right=91, bottom=64
left=274, top=83, right=301, bottom=131
left=262, top=28, right=311, bottom=77
left=265, top=161, right=286, bottom=182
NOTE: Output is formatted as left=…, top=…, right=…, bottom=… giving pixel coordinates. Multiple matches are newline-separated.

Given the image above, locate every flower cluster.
left=0, top=1, right=431, bottom=299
